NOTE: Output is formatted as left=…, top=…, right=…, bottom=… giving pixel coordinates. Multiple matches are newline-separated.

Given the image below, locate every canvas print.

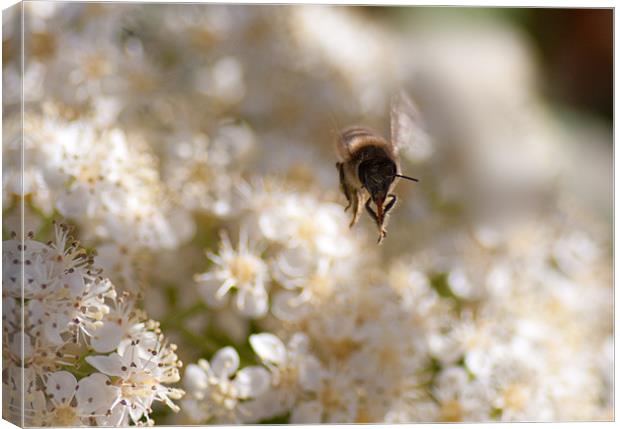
left=2, top=2, right=613, bottom=426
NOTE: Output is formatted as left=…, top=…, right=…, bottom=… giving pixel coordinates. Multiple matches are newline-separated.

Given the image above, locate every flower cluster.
left=2, top=225, right=184, bottom=426
left=183, top=179, right=612, bottom=424
left=194, top=180, right=362, bottom=321
left=9, top=109, right=195, bottom=294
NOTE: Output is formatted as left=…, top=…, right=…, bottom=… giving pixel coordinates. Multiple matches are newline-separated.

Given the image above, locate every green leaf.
left=258, top=413, right=290, bottom=424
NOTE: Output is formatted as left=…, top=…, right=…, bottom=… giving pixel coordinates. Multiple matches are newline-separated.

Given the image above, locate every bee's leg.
left=337, top=162, right=352, bottom=211
left=383, top=194, right=397, bottom=216
left=349, top=191, right=362, bottom=228
left=365, top=197, right=387, bottom=243
left=364, top=197, right=379, bottom=225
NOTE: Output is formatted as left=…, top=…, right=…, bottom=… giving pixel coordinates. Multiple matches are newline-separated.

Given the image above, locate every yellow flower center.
left=278, top=365, right=300, bottom=391
left=190, top=27, right=218, bottom=49
left=84, top=55, right=109, bottom=79
left=187, top=161, right=214, bottom=183
left=297, top=218, right=319, bottom=243
left=52, top=405, right=79, bottom=426
left=440, top=399, right=463, bottom=422
left=320, top=385, right=343, bottom=412
left=209, top=379, right=238, bottom=410
left=355, top=407, right=373, bottom=423
left=129, top=72, right=157, bottom=93
left=77, top=164, right=104, bottom=189
left=378, top=345, right=400, bottom=367
left=502, top=383, right=528, bottom=411
left=325, top=339, right=360, bottom=361
left=119, top=374, right=159, bottom=400
left=230, top=255, right=260, bottom=285
left=308, top=274, right=331, bottom=299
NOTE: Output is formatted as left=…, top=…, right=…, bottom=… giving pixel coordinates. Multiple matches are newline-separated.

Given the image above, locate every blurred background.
left=368, top=7, right=613, bottom=122
left=2, top=3, right=613, bottom=425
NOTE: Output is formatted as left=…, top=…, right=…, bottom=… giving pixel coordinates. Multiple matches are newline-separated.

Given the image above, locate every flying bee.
left=336, top=91, right=428, bottom=243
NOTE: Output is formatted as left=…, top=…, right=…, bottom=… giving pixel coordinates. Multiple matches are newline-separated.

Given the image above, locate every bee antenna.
left=395, top=174, right=419, bottom=183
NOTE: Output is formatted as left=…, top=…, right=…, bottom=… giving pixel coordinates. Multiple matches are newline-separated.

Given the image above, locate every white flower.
left=447, top=267, right=478, bottom=300
left=88, top=292, right=156, bottom=353
left=94, top=243, right=143, bottom=294
left=161, top=123, right=254, bottom=217
left=195, top=227, right=269, bottom=318
left=250, top=332, right=323, bottom=391
left=271, top=290, right=312, bottom=322
left=271, top=246, right=317, bottom=289
left=162, top=132, right=236, bottom=216
left=300, top=367, right=359, bottom=423
left=182, top=346, right=271, bottom=423
left=24, top=112, right=194, bottom=252
left=4, top=225, right=115, bottom=347
left=3, top=224, right=93, bottom=301
left=2, top=297, right=20, bottom=338
left=433, top=366, right=490, bottom=422
left=60, top=277, right=116, bottom=345
left=86, top=339, right=184, bottom=425
left=3, top=223, right=185, bottom=426
left=552, top=231, right=600, bottom=276
left=45, top=28, right=119, bottom=105
left=271, top=251, right=336, bottom=321
left=45, top=371, right=116, bottom=425
left=249, top=332, right=324, bottom=421
left=256, top=193, right=353, bottom=258
left=3, top=113, right=55, bottom=214
left=7, top=329, right=78, bottom=382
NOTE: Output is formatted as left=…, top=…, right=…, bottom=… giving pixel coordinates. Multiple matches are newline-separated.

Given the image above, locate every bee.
left=336, top=91, right=426, bottom=243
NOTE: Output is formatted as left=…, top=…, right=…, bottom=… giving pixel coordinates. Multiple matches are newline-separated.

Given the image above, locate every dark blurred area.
left=364, top=7, right=613, bottom=124
left=519, top=8, right=613, bottom=123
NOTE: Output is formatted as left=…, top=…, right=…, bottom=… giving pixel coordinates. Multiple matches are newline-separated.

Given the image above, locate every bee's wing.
left=390, top=90, right=433, bottom=162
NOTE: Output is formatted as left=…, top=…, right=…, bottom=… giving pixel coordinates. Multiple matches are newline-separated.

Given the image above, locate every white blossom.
left=181, top=346, right=271, bottom=423
left=45, top=371, right=117, bottom=425
left=86, top=339, right=184, bottom=425
left=195, top=227, right=269, bottom=318
left=248, top=332, right=324, bottom=422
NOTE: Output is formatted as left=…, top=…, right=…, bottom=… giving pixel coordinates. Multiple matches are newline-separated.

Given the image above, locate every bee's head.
left=359, top=158, right=397, bottom=223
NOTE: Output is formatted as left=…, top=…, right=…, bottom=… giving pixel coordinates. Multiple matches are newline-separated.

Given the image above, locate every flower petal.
left=298, top=356, right=323, bottom=393
left=211, top=346, right=240, bottom=379
left=271, top=291, right=308, bottom=322
left=234, top=285, right=268, bottom=318
left=434, top=366, right=469, bottom=402
left=233, top=366, right=271, bottom=399
left=129, top=399, right=147, bottom=423
left=90, top=321, right=124, bottom=353
left=56, top=186, right=89, bottom=217
left=76, top=373, right=116, bottom=414
left=288, top=332, right=310, bottom=353
left=46, top=371, right=77, bottom=405
left=183, top=364, right=209, bottom=396
left=197, top=277, right=230, bottom=309
left=86, top=354, right=127, bottom=377
left=249, top=333, right=287, bottom=366
left=65, top=270, right=87, bottom=297
left=272, top=247, right=314, bottom=287
left=11, top=332, right=33, bottom=360
left=44, top=312, right=71, bottom=346
left=97, top=403, right=128, bottom=426
left=291, top=400, right=323, bottom=423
